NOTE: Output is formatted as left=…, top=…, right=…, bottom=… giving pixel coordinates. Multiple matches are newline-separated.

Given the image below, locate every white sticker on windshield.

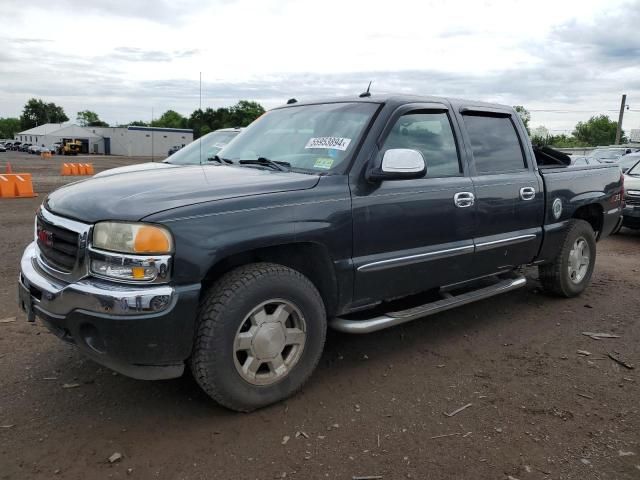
left=305, top=137, right=352, bottom=151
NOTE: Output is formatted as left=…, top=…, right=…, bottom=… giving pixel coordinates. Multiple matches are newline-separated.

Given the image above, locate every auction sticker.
left=305, top=137, right=351, bottom=151
left=313, top=157, right=334, bottom=169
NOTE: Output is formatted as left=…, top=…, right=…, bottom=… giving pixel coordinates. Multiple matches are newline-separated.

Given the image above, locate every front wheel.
left=190, top=263, right=327, bottom=412
left=538, top=219, right=596, bottom=297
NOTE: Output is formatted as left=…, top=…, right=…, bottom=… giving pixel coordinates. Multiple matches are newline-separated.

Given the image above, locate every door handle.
left=454, top=192, right=475, bottom=208
left=520, top=187, right=536, bottom=201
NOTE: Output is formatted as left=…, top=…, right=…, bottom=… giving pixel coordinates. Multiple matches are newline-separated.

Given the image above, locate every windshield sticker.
left=314, top=157, right=334, bottom=169
left=305, top=137, right=351, bottom=151
left=214, top=143, right=227, bottom=148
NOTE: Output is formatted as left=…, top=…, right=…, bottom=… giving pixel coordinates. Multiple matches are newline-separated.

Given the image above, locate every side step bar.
left=330, top=274, right=526, bottom=334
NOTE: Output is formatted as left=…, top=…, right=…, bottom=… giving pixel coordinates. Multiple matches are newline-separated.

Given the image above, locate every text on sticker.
left=305, top=137, right=352, bottom=151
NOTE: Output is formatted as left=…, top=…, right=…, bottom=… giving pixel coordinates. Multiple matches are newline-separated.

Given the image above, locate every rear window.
left=462, top=115, right=526, bottom=173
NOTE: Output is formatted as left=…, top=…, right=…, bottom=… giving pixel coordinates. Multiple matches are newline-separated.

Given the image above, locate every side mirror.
left=368, top=148, right=426, bottom=181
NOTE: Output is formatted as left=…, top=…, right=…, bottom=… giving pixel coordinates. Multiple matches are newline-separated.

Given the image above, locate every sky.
left=1, top=0, right=639, bottom=135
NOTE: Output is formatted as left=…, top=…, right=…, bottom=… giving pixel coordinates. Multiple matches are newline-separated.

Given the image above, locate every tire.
left=190, top=263, right=327, bottom=412
left=538, top=219, right=596, bottom=297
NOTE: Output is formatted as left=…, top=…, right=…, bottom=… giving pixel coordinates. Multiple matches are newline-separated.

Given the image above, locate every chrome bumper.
left=19, top=242, right=175, bottom=318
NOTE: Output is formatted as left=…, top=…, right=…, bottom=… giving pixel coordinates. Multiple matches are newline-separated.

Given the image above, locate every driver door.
left=350, top=104, right=477, bottom=306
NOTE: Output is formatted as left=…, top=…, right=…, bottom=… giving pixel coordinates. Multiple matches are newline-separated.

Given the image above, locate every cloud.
left=109, top=47, right=199, bottom=63
left=551, top=1, right=640, bottom=63
left=0, top=0, right=209, bottom=24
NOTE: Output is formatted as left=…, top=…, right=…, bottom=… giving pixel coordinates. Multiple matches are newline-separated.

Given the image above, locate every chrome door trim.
left=454, top=192, right=475, bottom=208
left=475, top=234, right=537, bottom=252
left=520, top=187, right=536, bottom=201
left=357, top=244, right=475, bottom=273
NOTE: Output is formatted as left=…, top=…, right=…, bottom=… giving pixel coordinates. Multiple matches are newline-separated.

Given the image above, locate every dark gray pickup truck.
left=19, top=94, right=624, bottom=411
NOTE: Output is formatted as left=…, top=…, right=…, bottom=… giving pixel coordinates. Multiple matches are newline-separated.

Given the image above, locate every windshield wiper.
left=239, top=157, right=290, bottom=171
left=207, top=155, right=233, bottom=164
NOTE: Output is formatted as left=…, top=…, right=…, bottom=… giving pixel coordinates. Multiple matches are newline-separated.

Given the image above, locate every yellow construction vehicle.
left=61, top=140, right=82, bottom=156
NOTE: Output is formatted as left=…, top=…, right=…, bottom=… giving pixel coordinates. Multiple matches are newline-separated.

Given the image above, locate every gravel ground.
left=0, top=151, right=638, bottom=479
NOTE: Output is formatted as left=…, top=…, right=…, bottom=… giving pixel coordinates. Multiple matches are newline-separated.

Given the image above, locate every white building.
left=16, top=124, right=193, bottom=157
left=630, top=129, right=640, bottom=143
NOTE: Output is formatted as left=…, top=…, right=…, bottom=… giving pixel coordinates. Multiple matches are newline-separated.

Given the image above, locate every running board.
left=330, top=274, right=527, bottom=334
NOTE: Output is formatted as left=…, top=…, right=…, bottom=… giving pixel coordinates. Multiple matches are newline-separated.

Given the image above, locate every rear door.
left=455, top=107, right=543, bottom=274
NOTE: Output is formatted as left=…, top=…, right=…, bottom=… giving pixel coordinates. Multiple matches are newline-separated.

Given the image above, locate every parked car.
left=587, top=147, right=634, bottom=163
left=19, top=143, right=32, bottom=152
left=617, top=152, right=640, bottom=173
left=617, top=160, right=640, bottom=231
left=28, top=145, right=43, bottom=154
left=0, top=144, right=6, bottom=153
left=19, top=95, right=623, bottom=412
left=9, top=141, right=21, bottom=151
left=94, top=127, right=243, bottom=178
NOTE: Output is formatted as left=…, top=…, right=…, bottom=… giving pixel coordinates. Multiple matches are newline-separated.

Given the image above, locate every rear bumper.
left=19, top=242, right=201, bottom=380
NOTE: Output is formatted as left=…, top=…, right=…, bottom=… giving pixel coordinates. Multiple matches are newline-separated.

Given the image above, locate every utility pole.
left=151, top=107, right=154, bottom=162
left=615, top=94, right=627, bottom=145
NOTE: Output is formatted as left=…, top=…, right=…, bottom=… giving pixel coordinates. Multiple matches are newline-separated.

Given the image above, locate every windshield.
left=588, top=148, right=625, bottom=160
left=219, top=102, right=379, bottom=173
left=627, top=158, right=640, bottom=175
left=166, top=130, right=240, bottom=165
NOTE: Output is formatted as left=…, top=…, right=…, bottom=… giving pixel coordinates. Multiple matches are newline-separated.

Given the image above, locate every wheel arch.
left=201, top=242, right=339, bottom=316
left=572, top=202, right=604, bottom=238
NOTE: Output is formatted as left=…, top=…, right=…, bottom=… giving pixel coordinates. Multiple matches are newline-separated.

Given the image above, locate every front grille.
left=625, top=196, right=640, bottom=206
left=37, top=216, right=79, bottom=272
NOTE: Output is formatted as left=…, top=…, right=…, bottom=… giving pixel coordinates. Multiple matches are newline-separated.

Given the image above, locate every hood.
left=46, top=165, right=320, bottom=223
left=93, top=161, right=178, bottom=178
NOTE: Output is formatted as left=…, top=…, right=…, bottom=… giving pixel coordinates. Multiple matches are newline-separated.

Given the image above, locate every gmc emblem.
left=38, top=228, right=54, bottom=248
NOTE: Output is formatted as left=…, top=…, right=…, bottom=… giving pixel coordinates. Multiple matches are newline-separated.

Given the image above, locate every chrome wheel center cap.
left=252, top=323, right=286, bottom=360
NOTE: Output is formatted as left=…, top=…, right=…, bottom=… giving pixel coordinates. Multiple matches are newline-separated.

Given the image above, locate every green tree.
left=125, top=120, right=149, bottom=127
left=76, top=110, right=109, bottom=127
left=547, top=134, right=589, bottom=148
left=0, top=117, right=21, bottom=139
left=187, top=101, right=265, bottom=138
left=513, top=105, right=531, bottom=135
left=20, top=98, right=69, bottom=130
left=151, top=110, right=187, bottom=129
left=229, top=100, right=265, bottom=127
left=573, top=115, right=625, bottom=146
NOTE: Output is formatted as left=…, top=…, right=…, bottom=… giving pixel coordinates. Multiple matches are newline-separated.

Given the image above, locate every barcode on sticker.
left=305, top=137, right=351, bottom=151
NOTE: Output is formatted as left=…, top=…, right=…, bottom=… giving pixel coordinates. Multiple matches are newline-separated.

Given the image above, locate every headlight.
left=93, top=222, right=173, bottom=254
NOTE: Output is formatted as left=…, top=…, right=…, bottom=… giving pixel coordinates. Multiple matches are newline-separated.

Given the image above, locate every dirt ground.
left=0, top=151, right=638, bottom=480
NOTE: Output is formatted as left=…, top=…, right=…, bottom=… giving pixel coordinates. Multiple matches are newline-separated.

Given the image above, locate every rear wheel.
left=539, top=219, right=596, bottom=297
left=190, top=263, right=326, bottom=412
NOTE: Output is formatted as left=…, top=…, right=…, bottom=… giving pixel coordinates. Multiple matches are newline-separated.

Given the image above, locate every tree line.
left=0, top=98, right=265, bottom=139
left=0, top=98, right=628, bottom=148
left=514, top=106, right=626, bottom=147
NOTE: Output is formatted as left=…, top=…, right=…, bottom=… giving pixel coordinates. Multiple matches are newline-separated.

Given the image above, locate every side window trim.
left=377, top=106, right=464, bottom=178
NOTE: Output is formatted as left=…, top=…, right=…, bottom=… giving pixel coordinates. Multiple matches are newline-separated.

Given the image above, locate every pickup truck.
left=18, top=94, right=624, bottom=411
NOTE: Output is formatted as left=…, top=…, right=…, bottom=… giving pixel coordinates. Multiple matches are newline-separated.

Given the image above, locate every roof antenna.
left=359, top=81, right=372, bottom=98
left=286, top=98, right=297, bottom=104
